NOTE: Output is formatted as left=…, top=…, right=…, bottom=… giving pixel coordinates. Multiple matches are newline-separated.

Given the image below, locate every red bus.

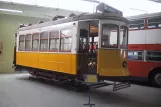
left=127, top=12, right=161, bottom=87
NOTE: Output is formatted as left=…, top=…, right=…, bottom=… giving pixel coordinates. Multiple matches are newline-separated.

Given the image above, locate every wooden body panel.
left=98, top=49, right=129, bottom=76
left=16, top=52, right=77, bottom=75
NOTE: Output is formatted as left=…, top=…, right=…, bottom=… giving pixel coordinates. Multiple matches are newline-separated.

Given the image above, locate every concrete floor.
left=0, top=73, right=161, bottom=107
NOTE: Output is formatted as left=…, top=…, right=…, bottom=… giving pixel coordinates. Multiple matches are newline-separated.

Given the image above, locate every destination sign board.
left=96, top=3, right=123, bottom=16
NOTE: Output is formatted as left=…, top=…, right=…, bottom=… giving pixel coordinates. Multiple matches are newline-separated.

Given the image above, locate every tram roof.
left=18, top=12, right=129, bottom=31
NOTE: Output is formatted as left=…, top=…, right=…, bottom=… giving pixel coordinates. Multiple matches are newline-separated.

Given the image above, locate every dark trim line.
left=129, top=76, right=148, bottom=82
left=16, top=65, right=76, bottom=78
left=99, top=76, right=130, bottom=81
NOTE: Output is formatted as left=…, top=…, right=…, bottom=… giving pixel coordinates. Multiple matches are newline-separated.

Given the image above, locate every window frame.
left=49, top=30, right=60, bottom=52
left=128, top=51, right=144, bottom=61
left=145, top=51, right=161, bottom=62
left=120, top=26, right=128, bottom=49
left=18, top=35, right=25, bottom=51
left=147, top=17, right=161, bottom=29
left=101, top=24, right=119, bottom=49
left=39, top=31, right=49, bottom=51
left=32, top=33, right=40, bottom=51
left=129, top=19, right=145, bottom=30
left=89, top=36, right=98, bottom=52
left=25, top=34, right=32, bottom=51
left=59, top=28, right=72, bottom=52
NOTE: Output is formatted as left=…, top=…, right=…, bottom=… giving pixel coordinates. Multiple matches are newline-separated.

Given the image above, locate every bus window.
left=120, top=26, right=128, bottom=49
left=40, top=32, right=48, bottom=51
left=129, top=20, right=144, bottom=30
left=49, top=31, right=59, bottom=52
left=101, top=24, right=118, bottom=48
left=148, top=17, right=161, bottom=29
left=128, top=51, right=144, bottom=60
left=60, top=28, right=72, bottom=52
left=146, top=51, right=161, bottom=61
left=19, top=35, right=25, bottom=51
left=25, top=34, right=32, bottom=51
left=158, top=24, right=161, bottom=27
left=32, top=33, right=39, bottom=51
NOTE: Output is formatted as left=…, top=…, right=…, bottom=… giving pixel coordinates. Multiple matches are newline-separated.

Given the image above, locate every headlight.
left=122, top=61, right=127, bottom=68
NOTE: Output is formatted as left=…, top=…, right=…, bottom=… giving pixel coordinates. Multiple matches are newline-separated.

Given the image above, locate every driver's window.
left=101, top=24, right=119, bottom=48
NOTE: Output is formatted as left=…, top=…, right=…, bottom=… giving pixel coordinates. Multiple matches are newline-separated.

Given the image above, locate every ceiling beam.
left=0, top=1, right=82, bottom=19
left=149, top=0, right=161, bottom=3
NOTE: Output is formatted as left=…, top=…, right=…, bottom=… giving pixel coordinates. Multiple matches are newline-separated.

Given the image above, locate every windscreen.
left=101, top=24, right=118, bottom=48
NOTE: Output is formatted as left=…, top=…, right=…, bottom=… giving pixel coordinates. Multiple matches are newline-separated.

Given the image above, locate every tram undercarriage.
left=16, top=65, right=130, bottom=92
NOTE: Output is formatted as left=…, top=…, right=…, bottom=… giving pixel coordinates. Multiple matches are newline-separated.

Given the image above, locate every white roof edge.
left=126, top=12, right=161, bottom=21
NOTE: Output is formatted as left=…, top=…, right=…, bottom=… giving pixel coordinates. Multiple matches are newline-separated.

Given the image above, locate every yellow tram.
left=14, top=3, right=130, bottom=91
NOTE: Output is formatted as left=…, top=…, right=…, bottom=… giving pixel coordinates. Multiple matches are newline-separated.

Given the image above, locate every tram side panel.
left=16, top=52, right=39, bottom=68
left=16, top=22, right=78, bottom=75
left=16, top=52, right=77, bottom=75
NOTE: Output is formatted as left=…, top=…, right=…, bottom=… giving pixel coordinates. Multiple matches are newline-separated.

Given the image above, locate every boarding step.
left=113, top=82, right=131, bottom=91
left=90, top=82, right=112, bottom=89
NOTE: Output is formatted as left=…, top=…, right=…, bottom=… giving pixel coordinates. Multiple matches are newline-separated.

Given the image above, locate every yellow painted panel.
left=17, top=52, right=77, bottom=75
left=71, top=54, right=77, bottom=75
left=16, top=52, right=24, bottom=65
left=39, top=60, right=49, bottom=70
left=47, top=53, right=59, bottom=71
left=29, top=53, right=39, bottom=68
left=58, top=54, right=72, bottom=74
left=38, top=53, right=49, bottom=70
left=16, top=52, right=39, bottom=68
left=39, top=53, right=49, bottom=61
left=24, top=53, right=30, bottom=67
left=86, top=75, right=98, bottom=83
left=38, top=53, right=59, bottom=71
left=98, top=49, right=129, bottom=76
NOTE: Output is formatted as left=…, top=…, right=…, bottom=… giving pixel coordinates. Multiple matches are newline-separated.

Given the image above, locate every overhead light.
left=0, top=8, right=23, bottom=13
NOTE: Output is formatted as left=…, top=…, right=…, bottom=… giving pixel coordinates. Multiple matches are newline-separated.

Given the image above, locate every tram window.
left=89, top=37, right=98, bottom=51
left=128, top=51, right=144, bottom=60
left=101, top=24, right=118, bottom=48
left=19, top=35, right=25, bottom=51
left=40, top=32, right=48, bottom=51
left=129, top=20, right=144, bottom=30
left=146, top=51, right=161, bottom=61
left=49, top=31, right=59, bottom=51
left=120, top=26, right=128, bottom=49
left=89, top=37, right=98, bottom=42
left=78, top=29, right=89, bottom=52
left=148, top=17, right=161, bottom=29
left=32, top=33, right=39, bottom=51
left=25, top=34, right=32, bottom=51
left=60, top=29, right=72, bottom=52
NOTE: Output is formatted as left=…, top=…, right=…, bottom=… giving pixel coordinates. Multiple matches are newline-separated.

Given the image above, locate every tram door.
left=77, top=29, right=89, bottom=80
left=77, top=22, right=97, bottom=80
